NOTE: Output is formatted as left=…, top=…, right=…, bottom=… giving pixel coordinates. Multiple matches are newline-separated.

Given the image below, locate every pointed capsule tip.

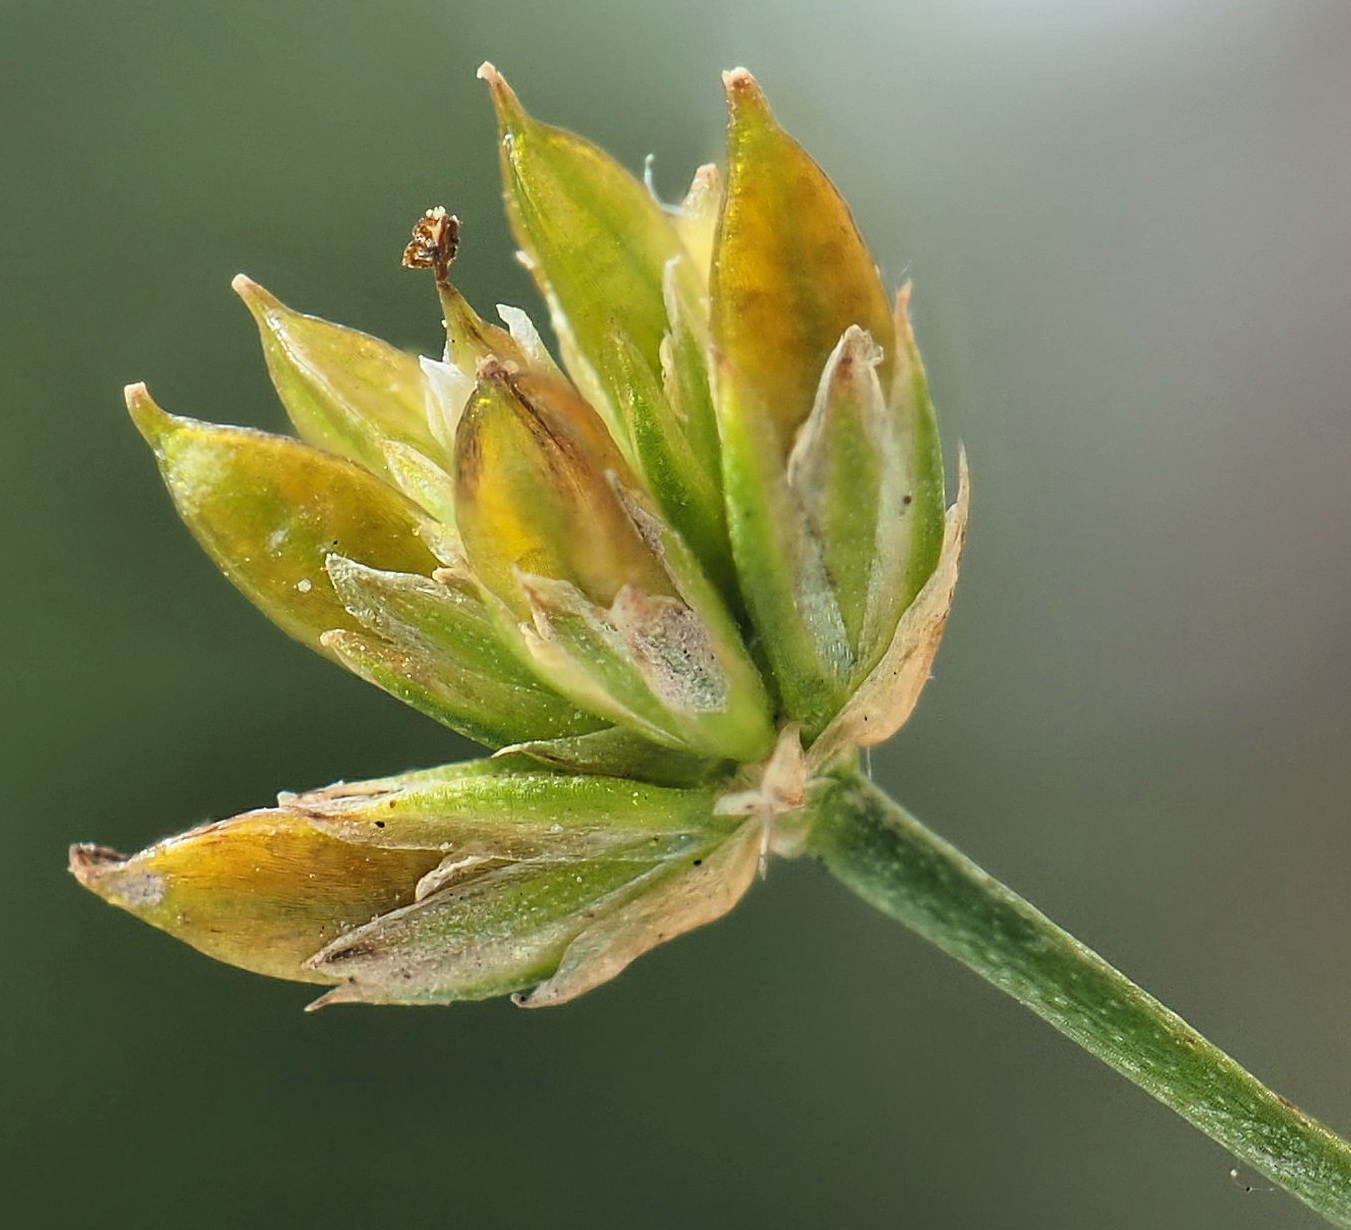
left=69, top=843, right=166, bottom=911
left=68, top=842, right=127, bottom=890
left=893, top=282, right=919, bottom=357
left=124, top=382, right=176, bottom=448
left=303, top=985, right=356, bottom=1012
left=477, top=61, right=524, bottom=129
left=231, top=272, right=278, bottom=311
left=722, top=67, right=766, bottom=107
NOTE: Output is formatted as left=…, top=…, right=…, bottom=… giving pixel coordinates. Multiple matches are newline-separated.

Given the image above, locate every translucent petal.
left=809, top=451, right=969, bottom=765
left=670, top=163, right=722, bottom=287
left=787, top=326, right=888, bottom=657
left=518, top=816, right=760, bottom=1007
left=378, top=440, right=458, bottom=530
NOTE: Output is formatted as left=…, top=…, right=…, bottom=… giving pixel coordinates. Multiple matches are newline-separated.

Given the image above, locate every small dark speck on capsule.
left=374, top=820, right=385, bottom=828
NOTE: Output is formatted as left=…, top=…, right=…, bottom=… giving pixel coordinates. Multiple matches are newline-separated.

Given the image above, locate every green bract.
left=71, top=66, right=967, bottom=1008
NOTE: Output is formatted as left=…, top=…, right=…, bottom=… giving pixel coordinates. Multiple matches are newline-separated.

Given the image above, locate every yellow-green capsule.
left=128, top=384, right=445, bottom=660
left=453, top=365, right=674, bottom=619
left=69, top=811, right=445, bottom=984
left=479, top=63, right=694, bottom=417
left=710, top=68, right=894, bottom=454
left=233, top=275, right=444, bottom=477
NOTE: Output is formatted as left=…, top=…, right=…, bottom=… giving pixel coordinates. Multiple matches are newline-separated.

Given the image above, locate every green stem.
left=808, top=767, right=1351, bottom=1226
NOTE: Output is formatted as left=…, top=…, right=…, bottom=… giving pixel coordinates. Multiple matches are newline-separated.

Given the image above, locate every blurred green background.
left=5, top=0, right=1351, bottom=1225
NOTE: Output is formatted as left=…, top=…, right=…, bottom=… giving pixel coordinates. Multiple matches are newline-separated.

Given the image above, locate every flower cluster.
left=71, top=66, right=967, bottom=1008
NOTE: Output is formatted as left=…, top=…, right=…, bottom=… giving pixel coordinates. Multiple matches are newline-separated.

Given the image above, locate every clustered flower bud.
left=71, top=66, right=967, bottom=1007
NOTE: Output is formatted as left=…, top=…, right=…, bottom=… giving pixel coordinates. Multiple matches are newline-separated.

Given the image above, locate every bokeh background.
left=4, top=0, right=1351, bottom=1225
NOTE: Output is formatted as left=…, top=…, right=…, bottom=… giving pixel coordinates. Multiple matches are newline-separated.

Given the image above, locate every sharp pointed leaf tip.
left=230, top=273, right=287, bottom=327
left=231, top=271, right=267, bottom=303
left=124, top=382, right=179, bottom=450
left=304, top=985, right=362, bottom=1012
left=478, top=62, right=524, bottom=128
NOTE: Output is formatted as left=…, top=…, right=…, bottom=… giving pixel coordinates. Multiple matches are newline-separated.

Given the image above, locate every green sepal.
left=288, top=759, right=727, bottom=861
left=521, top=570, right=774, bottom=764
left=320, top=628, right=567, bottom=750
left=713, top=360, right=851, bottom=739
left=325, top=556, right=604, bottom=747
left=606, top=477, right=776, bottom=762
left=127, top=385, right=444, bottom=662
left=659, top=258, right=723, bottom=497
left=518, top=816, right=760, bottom=1006
left=502, top=727, right=727, bottom=788
left=296, top=757, right=751, bottom=1006
left=308, top=832, right=760, bottom=1005
left=233, top=275, right=444, bottom=477
left=517, top=575, right=710, bottom=751
left=787, top=326, right=885, bottom=656
left=478, top=64, right=699, bottom=434
left=307, top=854, right=690, bottom=1005
left=600, top=325, right=731, bottom=597
left=891, top=287, right=947, bottom=620
left=807, top=452, right=968, bottom=765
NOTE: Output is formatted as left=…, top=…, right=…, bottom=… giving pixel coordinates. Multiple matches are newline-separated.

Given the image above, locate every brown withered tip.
left=68, top=842, right=128, bottom=886
left=722, top=68, right=772, bottom=124
left=402, top=207, right=460, bottom=280
left=722, top=67, right=763, bottom=97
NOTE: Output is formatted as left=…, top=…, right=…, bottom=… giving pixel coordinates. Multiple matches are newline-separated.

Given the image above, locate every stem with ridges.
left=808, top=767, right=1351, bottom=1226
